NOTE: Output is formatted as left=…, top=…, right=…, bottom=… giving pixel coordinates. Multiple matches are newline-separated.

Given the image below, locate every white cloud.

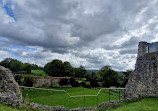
left=0, top=0, right=158, bottom=71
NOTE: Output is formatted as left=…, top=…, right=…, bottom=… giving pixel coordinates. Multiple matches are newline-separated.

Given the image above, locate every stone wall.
left=138, top=41, right=158, bottom=57
left=124, top=42, right=158, bottom=99
left=0, top=66, right=23, bottom=106
left=33, top=77, right=70, bottom=87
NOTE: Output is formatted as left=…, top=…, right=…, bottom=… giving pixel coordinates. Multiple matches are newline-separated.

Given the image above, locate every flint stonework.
left=0, top=66, right=23, bottom=106
left=124, top=41, right=158, bottom=99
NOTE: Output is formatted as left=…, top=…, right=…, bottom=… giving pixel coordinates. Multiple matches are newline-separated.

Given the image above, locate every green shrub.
left=15, top=75, right=35, bottom=87
left=59, top=79, right=69, bottom=86
left=23, top=75, right=35, bottom=87
left=51, top=82, right=60, bottom=87
left=69, top=78, right=80, bottom=87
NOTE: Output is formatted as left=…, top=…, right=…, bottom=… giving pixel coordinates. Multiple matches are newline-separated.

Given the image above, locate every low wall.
left=33, top=77, right=70, bottom=87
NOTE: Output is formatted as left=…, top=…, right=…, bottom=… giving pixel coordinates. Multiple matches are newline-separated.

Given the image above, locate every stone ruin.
left=0, top=66, right=23, bottom=107
left=124, top=41, right=158, bottom=99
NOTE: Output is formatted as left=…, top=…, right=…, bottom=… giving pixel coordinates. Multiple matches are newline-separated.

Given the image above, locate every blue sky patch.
left=1, top=0, right=16, bottom=20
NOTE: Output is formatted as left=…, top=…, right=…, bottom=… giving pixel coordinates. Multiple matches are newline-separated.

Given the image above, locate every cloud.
left=0, top=0, right=158, bottom=71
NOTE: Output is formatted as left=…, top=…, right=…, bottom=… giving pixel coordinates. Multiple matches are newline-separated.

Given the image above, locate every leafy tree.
left=101, top=65, right=111, bottom=70
left=73, top=68, right=80, bottom=77
left=44, top=62, right=52, bottom=75
left=51, top=59, right=63, bottom=76
left=74, top=65, right=88, bottom=78
left=44, top=59, right=63, bottom=77
left=97, top=65, right=119, bottom=87
left=23, top=63, right=32, bottom=74
left=62, top=61, right=73, bottom=77
left=31, top=64, right=43, bottom=70
left=122, top=70, right=133, bottom=86
left=10, top=60, right=24, bottom=72
left=0, top=58, right=14, bottom=68
left=91, top=72, right=96, bottom=78
left=0, top=58, right=43, bottom=74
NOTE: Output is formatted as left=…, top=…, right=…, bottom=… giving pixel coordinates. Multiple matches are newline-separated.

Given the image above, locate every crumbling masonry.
left=0, top=66, right=23, bottom=106
left=124, top=41, right=158, bottom=98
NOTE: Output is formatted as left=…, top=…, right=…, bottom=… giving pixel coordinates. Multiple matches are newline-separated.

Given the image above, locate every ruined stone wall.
left=0, top=66, right=23, bottom=106
left=33, top=77, right=70, bottom=87
left=138, top=41, right=148, bottom=57
left=124, top=42, right=158, bottom=99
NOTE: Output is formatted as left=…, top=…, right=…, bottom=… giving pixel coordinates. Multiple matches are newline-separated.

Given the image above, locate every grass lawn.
left=31, top=70, right=49, bottom=77
left=22, top=87, right=121, bottom=108
left=98, top=98, right=158, bottom=111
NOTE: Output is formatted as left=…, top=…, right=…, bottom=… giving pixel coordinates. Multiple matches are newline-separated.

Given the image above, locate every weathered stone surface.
left=29, top=102, right=96, bottom=111
left=29, top=103, right=67, bottom=111
left=0, top=66, right=23, bottom=106
left=124, top=42, right=158, bottom=99
left=98, top=100, right=123, bottom=108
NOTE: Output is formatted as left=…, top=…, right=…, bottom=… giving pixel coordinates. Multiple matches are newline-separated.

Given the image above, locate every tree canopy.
left=0, top=58, right=41, bottom=73
left=97, top=65, right=119, bottom=87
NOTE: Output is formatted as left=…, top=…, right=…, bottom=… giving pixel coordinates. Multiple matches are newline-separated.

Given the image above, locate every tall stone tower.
left=124, top=41, right=158, bottom=99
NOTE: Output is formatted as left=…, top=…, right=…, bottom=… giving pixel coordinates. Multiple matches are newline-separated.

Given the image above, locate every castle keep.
left=124, top=41, right=158, bottom=98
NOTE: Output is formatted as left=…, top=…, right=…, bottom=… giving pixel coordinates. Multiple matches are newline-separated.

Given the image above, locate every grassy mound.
left=98, top=98, right=158, bottom=111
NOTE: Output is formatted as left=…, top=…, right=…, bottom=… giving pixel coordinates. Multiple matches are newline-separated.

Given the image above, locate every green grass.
left=22, top=87, right=121, bottom=108
left=98, top=98, right=158, bottom=111
left=31, top=70, right=49, bottom=77
left=0, top=104, right=42, bottom=111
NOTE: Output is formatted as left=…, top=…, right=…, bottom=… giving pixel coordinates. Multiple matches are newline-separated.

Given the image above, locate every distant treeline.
left=0, top=58, right=133, bottom=87
left=0, top=58, right=42, bottom=74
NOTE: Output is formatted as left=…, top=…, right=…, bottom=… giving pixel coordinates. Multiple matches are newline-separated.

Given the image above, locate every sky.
left=0, top=0, right=158, bottom=71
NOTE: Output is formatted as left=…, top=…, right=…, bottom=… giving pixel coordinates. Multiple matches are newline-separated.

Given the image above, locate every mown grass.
left=22, top=87, right=121, bottom=108
left=98, top=98, right=158, bottom=111
left=0, top=103, right=42, bottom=111
left=31, top=70, right=49, bottom=77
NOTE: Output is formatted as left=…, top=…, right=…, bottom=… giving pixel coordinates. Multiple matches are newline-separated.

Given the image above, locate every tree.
left=97, top=65, right=119, bottom=87
left=91, top=72, right=96, bottom=78
left=0, top=58, right=14, bottom=68
left=44, top=59, right=63, bottom=77
left=44, top=62, right=52, bottom=75
left=75, top=65, right=88, bottom=78
left=10, top=60, right=24, bottom=72
left=23, top=63, right=32, bottom=74
left=122, top=70, right=133, bottom=86
left=62, top=61, right=73, bottom=77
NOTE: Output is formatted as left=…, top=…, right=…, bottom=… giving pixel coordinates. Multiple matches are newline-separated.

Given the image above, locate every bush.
left=23, top=75, right=35, bottom=87
left=81, top=82, right=91, bottom=88
left=59, top=79, right=69, bottom=86
left=51, top=82, right=60, bottom=87
left=69, top=78, right=80, bottom=87
left=15, top=75, right=35, bottom=87
left=86, top=77, right=100, bottom=88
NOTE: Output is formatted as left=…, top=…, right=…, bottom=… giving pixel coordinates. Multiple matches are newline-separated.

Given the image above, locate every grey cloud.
left=0, top=0, right=157, bottom=71
left=121, top=37, right=140, bottom=48
left=120, top=48, right=138, bottom=55
left=0, top=0, right=150, bottom=52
